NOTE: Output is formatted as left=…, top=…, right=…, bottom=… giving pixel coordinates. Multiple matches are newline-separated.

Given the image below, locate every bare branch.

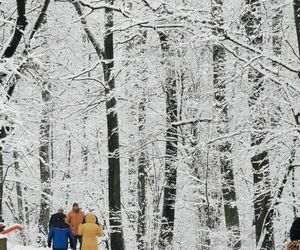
left=70, top=0, right=103, bottom=60
left=224, top=34, right=300, bottom=74
left=65, top=61, right=102, bottom=79
left=29, top=0, right=51, bottom=42
left=222, top=43, right=300, bottom=95
left=172, top=118, right=212, bottom=127
left=79, top=0, right=130, bottom=18
left=0, top=0, right=27, bottom=102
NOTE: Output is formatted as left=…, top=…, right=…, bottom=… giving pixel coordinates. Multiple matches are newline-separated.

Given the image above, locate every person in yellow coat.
left=78, top=213, right=103, bottom=250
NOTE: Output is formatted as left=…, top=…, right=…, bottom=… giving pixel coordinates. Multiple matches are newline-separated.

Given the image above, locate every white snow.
left=7, top=244, right=47, bottom=250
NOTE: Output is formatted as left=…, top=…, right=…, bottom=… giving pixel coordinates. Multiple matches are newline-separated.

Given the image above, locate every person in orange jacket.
left=65, top=203, right=84, bottom=250
left=78, top=213, right=103, bottom=250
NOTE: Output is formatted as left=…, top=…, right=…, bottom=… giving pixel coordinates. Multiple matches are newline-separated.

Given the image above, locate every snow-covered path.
left=8, top=244, right=47, bottom=250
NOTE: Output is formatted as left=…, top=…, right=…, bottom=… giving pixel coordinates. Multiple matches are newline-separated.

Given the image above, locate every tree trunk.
left=242, top=1, right=275, bottom=249
left=272, top=0, right=282, bottom=58
left=24, top=186, right=30, bottom=228
left=103, top=1, right=124, bottom=249
left=81, top=115, right=88, bottom=173
left=127, top=154, right=136, bottom=223
left=38, top=84, right=51, bottom=238
left=37, top=6, right=52, bottom=240
left=0, top=0, right=27, bottom=222
left=0, top=150, right=3, bottom=223
left=64, top=130, right=71, bottom=206
left=13, top=151, right=26, bottom=245
left=212, top=0, right=241, bottom=249
left=159, top=32, right=178, bottom=249
left=69, top=1, right=124, bottom=246
left=137, top=99, right=147, bottom=250
left=294, top=0, right=300, bottom=58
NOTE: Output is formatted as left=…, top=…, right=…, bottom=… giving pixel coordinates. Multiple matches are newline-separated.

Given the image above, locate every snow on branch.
left=65, top=61, right=102, bottom=80
left=140, top=0, right=163, bottom=12
left=222, top=44, right=300, bottom=95
left=0, top=0, right=27, bottom=101
left=29, top=0, right=50, bottom=41
left=224, top=34, right=300, bottom=74
left=79, top=0, right=130, bottom=18
left=171, top=118, right=212, bottom=127
left=71, top=0, right=103, bottom=59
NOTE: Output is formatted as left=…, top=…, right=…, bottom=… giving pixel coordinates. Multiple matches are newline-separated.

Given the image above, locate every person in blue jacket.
left=48, top=213, right=75, bottom=250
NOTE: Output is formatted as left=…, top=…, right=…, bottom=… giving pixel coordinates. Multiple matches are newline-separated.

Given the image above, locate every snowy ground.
left=7, top=244, right=47, bottom=250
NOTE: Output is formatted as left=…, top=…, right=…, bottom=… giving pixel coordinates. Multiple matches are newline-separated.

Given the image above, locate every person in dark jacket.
left=48, top=213, right=75, bottom=250
left=49, top=208, right=65, bottom=230
left=290, top=217, right=300, bottom=240
left=287, top=217, right=300, bottom=250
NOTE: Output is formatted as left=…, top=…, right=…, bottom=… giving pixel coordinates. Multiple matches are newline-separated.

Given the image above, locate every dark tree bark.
left=272, top=0, right=282, bottom=58
left=103, top=1, right=124, bottom=249
left=81, top=115, right=88, bottom=173
left=34, top=5, right=52, bottom=239
left=70, top=1, right=124, bottom=247
left=127, top=153, right=136, bottom=223
left=13, top=151, right=26, bottom=245
left=29, top=0, right=50, bottom=41
left=2, top=0, right=27, bottom=60
left=64, top=131, right=71, bottom=206
left=137, top=99, right=147, bottom=250
left=159, top=32, right=178, bottom=249
left=289, top=0, right=300, bottom=217
left=0, top=0, right=27, bottom=223
left=24, top=186, right=30, bottom=228
left=211, top=0, right=241, bottom=249
left=38, top=84, right=51, bottom=238
left=1, top=0, right=27, bottom=99
left=294, top=0, right=300, bottom=59
left=0, top=152, right=4, bottom=223
left=242, top=1, right=274, bottom=249
left=15, top=154, right=24, bottom=221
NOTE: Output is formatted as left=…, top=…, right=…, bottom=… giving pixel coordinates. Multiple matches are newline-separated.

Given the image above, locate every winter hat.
left=57, top=213, right=66, bottom=221
left=53, top=213, right=68, bottom=228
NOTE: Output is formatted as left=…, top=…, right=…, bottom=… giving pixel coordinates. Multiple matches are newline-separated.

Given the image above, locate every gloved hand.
left=47, top=241, right=51, bottom=248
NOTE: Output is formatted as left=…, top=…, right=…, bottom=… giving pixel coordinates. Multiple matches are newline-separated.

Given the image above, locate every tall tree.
left=13, top=151, right=26, bottom=245
left=242, top=0, right=274, bottom=248
left=137, top=97, right=147, bottom=250
left=69, top=1, right=125, bottom=247
left=211, top=0, right=241, bottom=249
left=292, top=0, right=300, bottom=219
left=81, top=115, right=88, bottom=173
left=64, top=128, right=71, bottom=206
left=272, top=0, right=282, bottom=58
left=103, top=0, right=125, bottom=249
left=0, top=0, right=27, bottom=222
left=32, top=2, right=53, bottom=238
left=159, top=32, right=178, bottom=249
left=294, top=0, right=300, bottom=57
left=38, top=82, right=52, bottom=237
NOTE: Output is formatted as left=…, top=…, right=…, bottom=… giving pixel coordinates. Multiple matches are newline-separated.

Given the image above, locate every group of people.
left=47, top=203, right=104, bottom=250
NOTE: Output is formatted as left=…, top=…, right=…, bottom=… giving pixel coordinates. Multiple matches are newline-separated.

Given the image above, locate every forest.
left=0, top=0, right=300, bottom=249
